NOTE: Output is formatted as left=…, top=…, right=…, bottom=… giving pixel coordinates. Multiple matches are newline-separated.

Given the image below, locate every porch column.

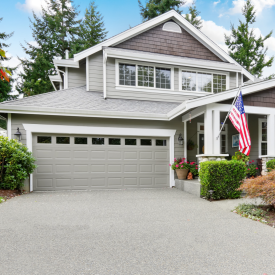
left=213, top=110, right=221, bottom=155
left=267, top=114, right=275, bottom=156
left=204, top=106, right=213, bottom=154
left=183, top=120, right=187, bottom=160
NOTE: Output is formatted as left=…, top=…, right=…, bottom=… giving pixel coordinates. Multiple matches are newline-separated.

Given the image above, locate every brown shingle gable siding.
left=220, top=87, right=275, bottom=108
left=114, top=22, right=223, bottom=62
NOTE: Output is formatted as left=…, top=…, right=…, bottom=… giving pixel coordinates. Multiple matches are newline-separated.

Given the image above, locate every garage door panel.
left=33, top=134, right=169, bottom=191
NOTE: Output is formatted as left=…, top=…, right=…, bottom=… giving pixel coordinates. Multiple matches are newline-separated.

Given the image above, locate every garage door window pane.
left=92, top=138, right=104, bottom=145
left=156, top=139, right=167, bottom=146
left=37, top=136, right=51, bottom=143
left=56, top=137, right=70, bottom=144
left=75, top=137, right=87, bottom=144
left=141, top=139, right=152, bottom=146
left=125, top=139, right=136, bottom=145
left=109, top=138, right=121, bottom=145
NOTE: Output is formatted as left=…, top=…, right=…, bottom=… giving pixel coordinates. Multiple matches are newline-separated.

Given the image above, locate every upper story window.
left=181, top=70, right=228, bottom=93
left=117, top=61, right=172, bottom=90
left=119, top=64, right=136, bottom=86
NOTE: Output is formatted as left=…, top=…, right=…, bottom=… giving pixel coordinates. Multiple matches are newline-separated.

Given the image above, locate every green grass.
left=0, top=196, right=5, bottom=203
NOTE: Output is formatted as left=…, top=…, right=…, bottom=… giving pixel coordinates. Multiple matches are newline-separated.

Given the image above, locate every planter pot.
left=175, top=169, right=189, bottom=180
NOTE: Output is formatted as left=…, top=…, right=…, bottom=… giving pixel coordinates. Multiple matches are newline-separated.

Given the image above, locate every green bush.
left=266, top=159, right=275, bottom=172
left=232, top=151, right=250, bottom=163
left=247, top=164, right=259, bottom=177
left=200, top=160, right=247, bottom=200
left=0, top=137, right=36, bottom=190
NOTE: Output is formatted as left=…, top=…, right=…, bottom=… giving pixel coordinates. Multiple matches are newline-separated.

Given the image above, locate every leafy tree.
left=71, top=1, right=108, bottom=54
left=184, top=1, right=202, bottom=29
left=0, top=17, right=16, bottom=101
left=225, top=0, right=274, bottom=77
left=17, top=0, right=82, bottom=96
left=138, top=0, right=186, bottom=21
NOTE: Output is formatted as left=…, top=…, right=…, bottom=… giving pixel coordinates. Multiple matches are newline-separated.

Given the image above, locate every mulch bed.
left=258, top=205, right=275, bottom=228
left=0, top=189, right=24, bottom=201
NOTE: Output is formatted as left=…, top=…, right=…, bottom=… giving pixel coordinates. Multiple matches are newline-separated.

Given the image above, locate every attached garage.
left=32, top=133, right=171, bottom=191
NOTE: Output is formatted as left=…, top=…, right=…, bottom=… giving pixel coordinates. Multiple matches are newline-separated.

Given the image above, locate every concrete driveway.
left=1, top=189, right=275, bottom=275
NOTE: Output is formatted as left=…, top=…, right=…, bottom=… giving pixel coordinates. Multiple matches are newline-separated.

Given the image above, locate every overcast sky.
left=2, top=0, right=275, bottom=92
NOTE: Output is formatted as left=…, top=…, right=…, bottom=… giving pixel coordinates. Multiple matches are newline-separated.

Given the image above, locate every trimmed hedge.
left=0, top=137, right=36, bottom=190
left=266, top=159, right=275, bottom=172
left=200, top=160, right=247, bottom=200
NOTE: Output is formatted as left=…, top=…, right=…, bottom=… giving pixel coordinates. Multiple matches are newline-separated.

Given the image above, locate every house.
left=0, top=10, right=274, bottom=192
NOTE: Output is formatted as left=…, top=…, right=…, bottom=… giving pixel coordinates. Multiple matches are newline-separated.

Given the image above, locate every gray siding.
left=68, top=62, right=86, bottom=89
left=230, top=72, right=236, bottom=89
left=89, top=51, right=103, bottom=92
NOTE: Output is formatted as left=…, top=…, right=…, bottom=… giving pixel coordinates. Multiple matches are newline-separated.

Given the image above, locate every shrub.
left=0, top=137, right=36, bottom=190
left=247, top=164, right=259, bottom=177
left=232, top=151, right=250, bottom=163
left=266, top=159, right=275, bottom=172
left=238, top=170, right=275, bottom=207
left=200, top=160, right=246, bottom=200
left=189, top=162, right=199, bottom=177
left=170, top=157, right=189, bottom=170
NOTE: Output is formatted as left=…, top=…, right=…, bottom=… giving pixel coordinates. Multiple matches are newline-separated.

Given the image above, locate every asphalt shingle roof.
left=1, top=86, right=180, bottom=115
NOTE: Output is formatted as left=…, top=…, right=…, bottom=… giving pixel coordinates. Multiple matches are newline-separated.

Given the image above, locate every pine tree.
left=71, top=2, right=108, bottom=54
left=138, top=0, right=186, bottom=21
left=184, top=1, right=202, bottom=30
left=17, top=0, right=82, bottom=96
left=225, top=0, right=274, bottom=78
left=0, top=17, right=15, bottom=102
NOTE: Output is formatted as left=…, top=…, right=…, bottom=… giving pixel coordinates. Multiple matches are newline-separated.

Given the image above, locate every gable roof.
left=73, top=10, right=254, bottom=81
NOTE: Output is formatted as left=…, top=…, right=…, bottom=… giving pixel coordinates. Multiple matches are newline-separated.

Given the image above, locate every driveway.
left=1, top=189, right=275, bottom=275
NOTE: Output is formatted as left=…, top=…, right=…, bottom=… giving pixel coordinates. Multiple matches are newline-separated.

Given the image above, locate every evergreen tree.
left=17, top=0, right=82, bottom=96
left=225, top=0, right=273, bottom=77
left=71, top=2, right=108, bottom=54
left=184, top=1, right=202, bottom=30
left=0, top=17, right=15, bottom=102
left=138, top=0, right=186, bottom=21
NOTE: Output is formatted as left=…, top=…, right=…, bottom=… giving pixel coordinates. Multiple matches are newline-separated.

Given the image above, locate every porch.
left=182, top=103, right=275, bottom=174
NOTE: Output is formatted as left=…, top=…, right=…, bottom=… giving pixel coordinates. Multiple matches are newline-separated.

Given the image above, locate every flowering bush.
left=266, top=159, right=275, bottom=172
left=189, top=162, right=199, bottom=177
left=232, top=151, right=250, bottom=163
left=238, top=170, right=275, bottom=207
left=246, top=163, right=258, bottom=177
left=169, top=158, right=189, bottom=170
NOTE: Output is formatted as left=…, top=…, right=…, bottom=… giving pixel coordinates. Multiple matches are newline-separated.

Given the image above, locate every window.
left=56, top=137, right=70, bottom=144
left=75, top=137, right=87, bottom=144
left=181, top=70, right=227, bottom=93
left=156, top=139, right=167, bottom=146
left=141, top=139, right=152, bottom=146
left=37, top=136, right=51, bottom=143
left=92, top=138, right=104, bottom=145
left=138, top=66, right=154, bottom=87
left=198, top=73, right=212, bottom=93
left=259, top=119, right=267, bottom=155
left=156, top=68, right=171, bottom=89
left=213, top=74, right=226, bottom=93
left=109, top=138, right=121, bottom=145
left=125, top=139, right=136, bottom=145
left=182, top=71, right=196, bottom=91
left=117, top=61, right=172, bottom=90
left=119, top=64, right=136, bottom=86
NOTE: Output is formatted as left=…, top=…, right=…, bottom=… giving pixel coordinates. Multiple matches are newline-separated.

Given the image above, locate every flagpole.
left=216, top=85, right=242, bottom=140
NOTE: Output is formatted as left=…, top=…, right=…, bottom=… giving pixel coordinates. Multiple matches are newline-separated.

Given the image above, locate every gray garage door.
left=32, top=134, right=170, bottom=191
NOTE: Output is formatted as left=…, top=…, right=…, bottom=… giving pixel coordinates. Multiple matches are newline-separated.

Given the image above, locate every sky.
left=2, top=0, right=275, bottom=93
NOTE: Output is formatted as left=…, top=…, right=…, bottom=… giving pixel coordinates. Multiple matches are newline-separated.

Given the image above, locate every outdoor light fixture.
left=178, top=133, right=184, bottom=145
left=14, top=128, right=22, bottom=141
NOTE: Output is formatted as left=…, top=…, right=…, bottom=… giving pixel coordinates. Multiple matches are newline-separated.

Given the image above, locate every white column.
left=65, top=67, right=68, bottom=89
left=213, top=110, right=221, bottom=154
left=169, top=134, right=175, bottom=187
left=204, top=106, right=213, bottom=154
left=236, top=72, right=238, bottom=87
left=7, top=113, right=11, bottom=139
left=184, top=120, right=187, bottom=160
left=86, top=56, right=89, bottom=91
left=267, top=114, right=275, bottom=155
left=103, top=51, right=107, bottom=99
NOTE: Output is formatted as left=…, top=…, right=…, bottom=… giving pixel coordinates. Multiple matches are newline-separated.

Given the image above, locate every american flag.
left=229, top=92, right=251, bottom=155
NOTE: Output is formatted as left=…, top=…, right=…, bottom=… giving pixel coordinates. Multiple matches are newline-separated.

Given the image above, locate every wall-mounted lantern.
left=178, top=133, right=184, bottom=145
left=14, top=128, right=22, bottom=141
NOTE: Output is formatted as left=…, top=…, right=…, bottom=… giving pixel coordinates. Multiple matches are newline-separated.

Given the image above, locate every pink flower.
left=249, top=162, right=252, bottom=163
left=181, top=165, right=183, bottom=168
left=252, top=160, right=254, bottom=162
left=169, top=164, right=171, bottom=166
left=183, top=158, right=185, bottom=160
left=176, top=165, right=179, bottom=168
left=196, top=165, right=198, bottom=167
left=248, top=169, right=250, bottom=170
left=195, top=168, right=198, bottom=169
left=256, top=167, right=258, bottom=170
left=174, top=158, right=177, bottom=161
left=187, top=162, right=189, bottom=164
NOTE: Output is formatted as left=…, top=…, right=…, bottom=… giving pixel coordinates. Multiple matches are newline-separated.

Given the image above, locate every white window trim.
left=258, top=118, right=267, bottom=157
left=197, top=122, right=204, bottom=155
left=115, top=59, right=174, bottom=91
left=220, top=124, right=228, bottom=154
left=23, top=124, right=176, bottom=192
left=179, top=67, right=229, bottom=94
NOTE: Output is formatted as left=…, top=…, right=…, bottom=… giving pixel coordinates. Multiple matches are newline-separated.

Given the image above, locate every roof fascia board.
left=105, top=47, right=242, bottom=73
left=168, top=79, right=275, bottom=120
left=53, top=59, right=79, bottom=68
